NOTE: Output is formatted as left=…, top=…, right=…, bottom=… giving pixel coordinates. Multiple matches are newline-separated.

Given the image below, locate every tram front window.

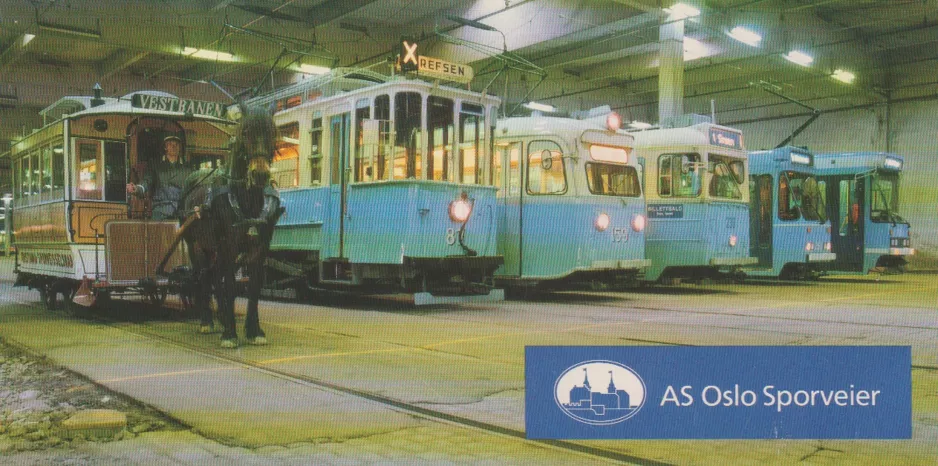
left=779, top=171, right=826, bottom=222
left=708, top=155, right=743, bottom=200
left=427, top=96, right=454, bottom=181
left=394, top=92, right=422, bottom=179
left=586, top=163, right=641, bottom=197
left=871, top=171, right=901, bottom=223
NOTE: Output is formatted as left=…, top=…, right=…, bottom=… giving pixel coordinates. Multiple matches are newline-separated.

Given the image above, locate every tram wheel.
left=44, top=286, right=58, bottom=311
left=148, top=289, right=167, bottom=306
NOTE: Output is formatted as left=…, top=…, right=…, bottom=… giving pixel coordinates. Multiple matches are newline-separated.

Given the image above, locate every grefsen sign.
left=131, top=94, right=226, bottom=119
left=416, top=56, right=474, bottom=83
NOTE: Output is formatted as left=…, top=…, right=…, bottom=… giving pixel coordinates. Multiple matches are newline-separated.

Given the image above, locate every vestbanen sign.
left=131, top=94, right=226, bottom=119
left=526, top=346, right=911, bottom=439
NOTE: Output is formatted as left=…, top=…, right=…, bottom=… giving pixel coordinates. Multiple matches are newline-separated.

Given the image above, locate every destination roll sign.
left=131, top=94, right=227, bottom=119
left=397, top=39, right=474, bottom=84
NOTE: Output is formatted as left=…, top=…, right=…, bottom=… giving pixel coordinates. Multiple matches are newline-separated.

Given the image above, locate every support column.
left=658, top=12, right=685, bottom=125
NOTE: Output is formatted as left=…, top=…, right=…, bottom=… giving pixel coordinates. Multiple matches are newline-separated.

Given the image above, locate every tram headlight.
left=805, top=242, right=815, bottom=252
left=595, top=213, right=610, bottom=232
left=824, top=242, right=832, bottom=252
left=449, top=199, right=472, bottom=223
left=729, top=235, right=738, bottom=247
left=631, top=214, right=646, bottom=232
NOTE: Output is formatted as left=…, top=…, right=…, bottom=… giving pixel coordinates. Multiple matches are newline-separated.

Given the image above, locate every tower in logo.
left=554, top=360, right=646, bottom=425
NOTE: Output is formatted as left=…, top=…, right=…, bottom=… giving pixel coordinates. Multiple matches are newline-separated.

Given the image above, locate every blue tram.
left=814, top=152, right=913, bottom=273
left=631, top=121, right=756, bottom=282
left=493, top=108, right=649, bottom=288
left=747, top=147, right=835, bottom=278
left=252, top=70, right=503, bottom=303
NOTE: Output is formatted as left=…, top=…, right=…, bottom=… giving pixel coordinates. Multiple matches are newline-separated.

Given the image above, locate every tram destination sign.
left=131, top=94, right=226, bottom=119
left=709, top=128, right=743, bottom=150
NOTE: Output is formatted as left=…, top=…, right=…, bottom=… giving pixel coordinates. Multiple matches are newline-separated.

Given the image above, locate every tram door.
left=828, top=177, right=864, bottom=271
left=749, top=174, right=773, bottom=267
left=329, top=112, right=351, bottom=259
left=497, top=142, right=522, bottom=276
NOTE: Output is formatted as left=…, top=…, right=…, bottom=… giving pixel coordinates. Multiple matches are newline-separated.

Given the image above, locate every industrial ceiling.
left=1, top=0, right=937, bottom=148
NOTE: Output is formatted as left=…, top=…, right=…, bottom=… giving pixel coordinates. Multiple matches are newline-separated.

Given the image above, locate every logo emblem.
left=553, top=360, right=646, bottom=425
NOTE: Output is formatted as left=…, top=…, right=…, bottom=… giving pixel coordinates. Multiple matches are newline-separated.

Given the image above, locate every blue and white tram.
left=253, top=71, right=503, bottom=303
left=631, top=121, right=756, bottom=282
left=493, top=108, right=649, bottom=288
left=815, top=152, right=913, bottom=273
left=747, top=146, right=835, bottom=278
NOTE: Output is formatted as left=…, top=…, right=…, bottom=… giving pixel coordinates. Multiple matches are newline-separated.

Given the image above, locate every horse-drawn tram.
left=249, top=69, right=504, bottom=304
left=5, top=89, right=234, bottom=308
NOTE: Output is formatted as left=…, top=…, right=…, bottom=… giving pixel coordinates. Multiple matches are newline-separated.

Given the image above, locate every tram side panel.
left=643, top=201, right=751, bottom=281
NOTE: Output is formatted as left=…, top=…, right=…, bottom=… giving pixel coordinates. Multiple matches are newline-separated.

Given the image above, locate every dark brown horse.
left=180, top=105, right=282, bottom=348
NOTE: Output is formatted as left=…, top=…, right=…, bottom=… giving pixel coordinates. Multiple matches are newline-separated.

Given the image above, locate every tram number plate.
left=612, top=228, right=629, bottom=243
left=446, top=228, right=457, bottom=245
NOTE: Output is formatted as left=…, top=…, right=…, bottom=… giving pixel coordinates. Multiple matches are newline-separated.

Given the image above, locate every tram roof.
left=495, top=115, right=634, bottom=142
left=814, top=152, right=905, bottom=173
left=39, top=91, right=236, bottom=125
left=749, top=146, right=817, bottom=173
left=630, top=123, right=745, bottom=152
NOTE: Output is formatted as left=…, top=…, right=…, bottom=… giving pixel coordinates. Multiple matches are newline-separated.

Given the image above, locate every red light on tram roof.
left=606, top=112, right=622, bottom=131
left=807, top=227, right=812, bottom=233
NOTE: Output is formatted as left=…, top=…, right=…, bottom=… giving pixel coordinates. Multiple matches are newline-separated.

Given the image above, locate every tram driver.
left=126, top=135, right=191, bottom=221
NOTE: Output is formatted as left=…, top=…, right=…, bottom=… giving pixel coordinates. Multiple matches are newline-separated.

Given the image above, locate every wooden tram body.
left=5, top=91, right=234, bottom=306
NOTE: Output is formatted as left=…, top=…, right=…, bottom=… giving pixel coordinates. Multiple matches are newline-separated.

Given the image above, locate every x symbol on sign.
left=402, top=41, right=418, bottom=65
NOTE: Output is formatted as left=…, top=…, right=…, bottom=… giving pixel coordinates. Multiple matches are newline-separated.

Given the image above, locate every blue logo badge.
left=554, top=360, right=646, bottom=425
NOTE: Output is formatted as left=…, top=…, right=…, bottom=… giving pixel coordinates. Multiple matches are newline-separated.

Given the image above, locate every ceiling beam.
left=97, top=49, right=150, bottom=81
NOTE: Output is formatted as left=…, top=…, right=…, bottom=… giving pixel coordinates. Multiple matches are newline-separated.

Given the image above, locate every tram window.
left=40, top=146, right=53, bottom=202
left=310, top=117, right=323, bottom=185
left=658, top=154, right=701, bottom=198
left=275, top=122, right=300, bottom=188
left=104, top=141, right=127, bottom=202
left=870, top=172, right=899, bottom=223
left=778, top=172, right=798, bottom=220
left=76, top=140, right=102, bottom=200
left=374, top=96, right=389, bottom=180
left=755, top=174, right=772, bottom=245
left=708, top=156, right=742, bottom=200
left=495, top=142, right=520, bottom=196
left=16, top=158, right=28, bottom=205
left=394, top=92, right=422, bottom=179
left=460, top=103, right=484, bottom=185
left=527, top=140, right=566, bottom=195
left=354, top=102, right=372, bottom=182
left=28, top=152, right=39, bottom=198
left=427, top=96, right=454, bottom=181
left=586, top=163, right=641, bottom=197
left=838, top=180, right=856, bottom=236
left=52, top=144, right=64, bottom=195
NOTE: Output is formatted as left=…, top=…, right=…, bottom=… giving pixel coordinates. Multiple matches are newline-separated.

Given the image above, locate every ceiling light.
left=182, top=47, right=236, bottom=62
left=683, top=37, right=707, bottom=61
left=629, top=121, right=653, bottom=129
left=299, top=64, right=330, bottom=75
left=727, top=26, right=761, bottom=47
left=783, top=50, right=813, bottom=67
left=664, top=3, right=701, bottom=20
left=524, top=101, right=556, bottom=113
left=22, top=33, right=36, bottom=46
left=832, top=69, right=855, bottom=84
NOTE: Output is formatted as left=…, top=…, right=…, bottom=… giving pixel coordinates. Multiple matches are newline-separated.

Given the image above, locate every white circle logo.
left=553, top=360, right=646, bottom=425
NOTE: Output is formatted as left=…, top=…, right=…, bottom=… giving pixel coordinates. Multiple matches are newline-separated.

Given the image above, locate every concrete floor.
left=0, top=255, right=935, bottom=464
